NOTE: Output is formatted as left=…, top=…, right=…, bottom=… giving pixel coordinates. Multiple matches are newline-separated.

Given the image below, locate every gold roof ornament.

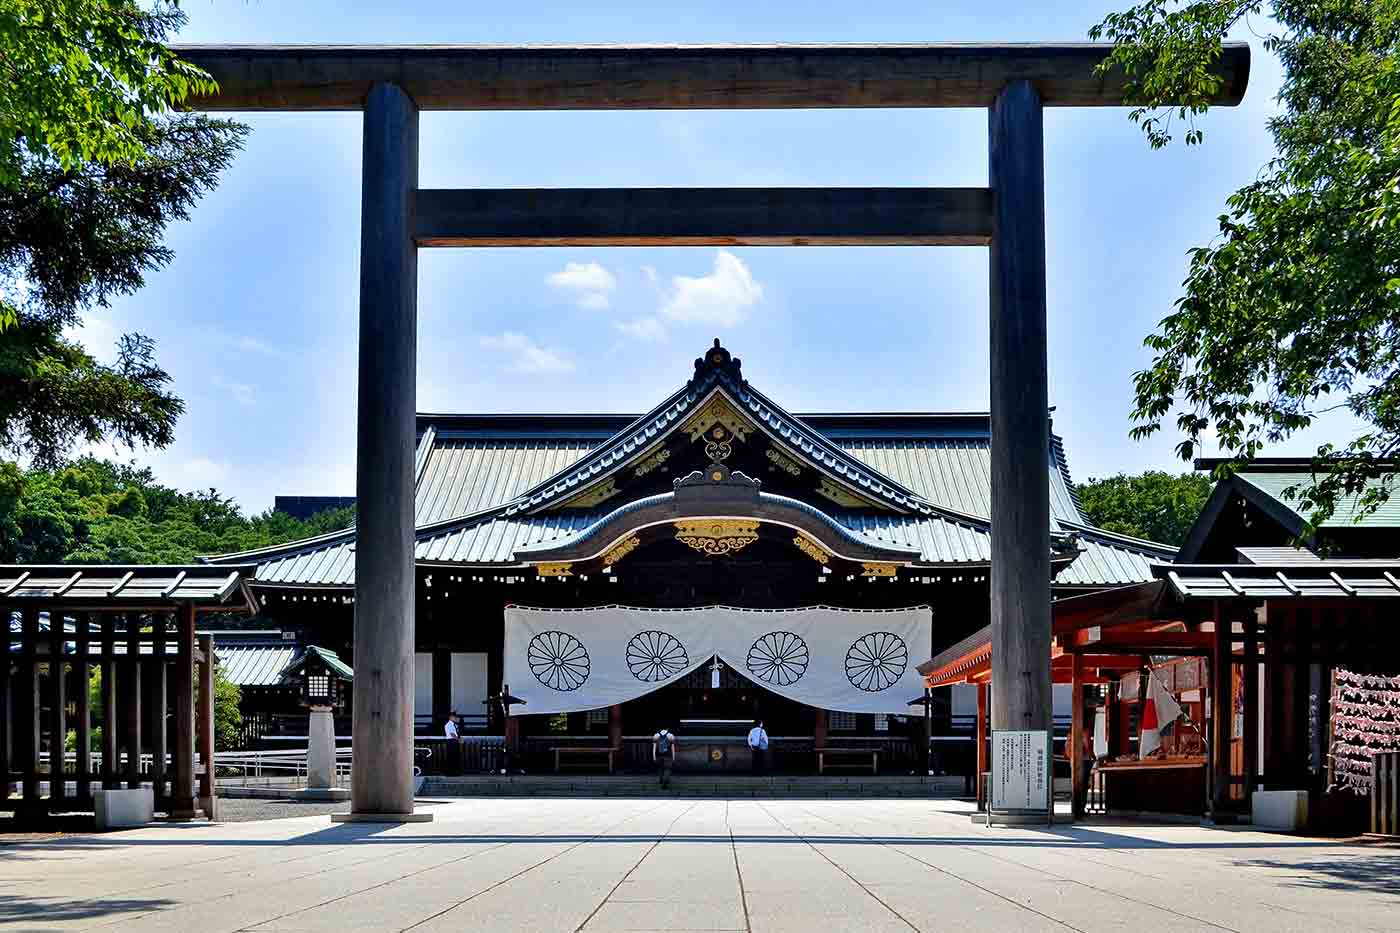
left=602, top=535, right=641, bottom=566
left=559, top=477, right=618, bottom=509
left=633, top=446, right=672, bottom=477
left=817, top=478, right=878, bottom=509
left=766, top=447, right=803, bottom=476
left=861, top=562, right=899, bottom=578
left=675, top=519, right=760, bottom=557
left=792, top=534, right=830, bottom=565
left=683, top=394, right=753, bottom=446
left=535, top=562, right=574, bottom=578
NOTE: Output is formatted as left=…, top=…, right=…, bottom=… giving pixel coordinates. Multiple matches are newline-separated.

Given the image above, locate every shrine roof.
left=205, top=340, right=1172, bottom=588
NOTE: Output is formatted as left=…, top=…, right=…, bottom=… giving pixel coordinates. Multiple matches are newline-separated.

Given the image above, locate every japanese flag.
left=1139, top=673, right=1183, bottom=759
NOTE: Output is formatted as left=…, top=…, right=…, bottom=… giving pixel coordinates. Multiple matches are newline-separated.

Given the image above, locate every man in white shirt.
left=747, top=720, right=770, bottom=775
left=444, top=711, right=460, bottom=739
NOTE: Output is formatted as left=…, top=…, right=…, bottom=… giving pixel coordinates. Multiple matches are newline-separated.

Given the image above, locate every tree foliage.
left=1077, top=470, right=1213, bottom=545
left=1092, top=0, right=1400, bottom=531
left=1, top=1, right=245, bottom=464
left=0, top=456, right=355, bottom=564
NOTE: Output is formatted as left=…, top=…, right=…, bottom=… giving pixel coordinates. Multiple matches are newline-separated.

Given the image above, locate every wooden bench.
left=816, top=747, right=879, bottom=775
left=553, top=746, right=622, bottom=774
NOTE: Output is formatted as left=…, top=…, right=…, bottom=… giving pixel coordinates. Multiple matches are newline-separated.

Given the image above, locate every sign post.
left=987, top=729, right=1051, bottom=826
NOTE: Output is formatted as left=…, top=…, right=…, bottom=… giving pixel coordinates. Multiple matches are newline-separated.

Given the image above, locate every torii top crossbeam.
left=175, top=43, right=1250, bottom=111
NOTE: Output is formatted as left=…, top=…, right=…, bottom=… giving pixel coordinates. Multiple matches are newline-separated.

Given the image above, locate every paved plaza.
left=3, top=798, right=1398, bottom=932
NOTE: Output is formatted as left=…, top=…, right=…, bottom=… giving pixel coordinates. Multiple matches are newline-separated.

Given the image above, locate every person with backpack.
left=747, top=719, right=770, bottom=775
left=653, top=726, right=677, bottom=788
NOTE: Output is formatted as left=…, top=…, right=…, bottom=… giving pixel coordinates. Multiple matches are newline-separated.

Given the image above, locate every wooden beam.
left=989, top=79, right=1051, bottom=739
left=198, top=633, right=216, bottom=813
left=414, top=187, right=993, bottom=247
left=1211, top=607, right=1234, bottom=817
left=171, top=604, right=196, bottom=816
left=174, top=43, right=1250, bottom=111
left=350, top=82, right=421, bottom=820
left=1070, top=652, right=1085, bottom=819
left=976, top=683, right=989, bottom=808
left=1068, top=630, right=1213, bottom=653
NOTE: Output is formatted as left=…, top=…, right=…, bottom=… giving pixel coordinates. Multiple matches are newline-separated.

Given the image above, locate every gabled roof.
left=278, top=644, right=354, bottom=682
left=506, top=340, right=930, bottom=515
left=1179, top=460, right=1400, bottom=562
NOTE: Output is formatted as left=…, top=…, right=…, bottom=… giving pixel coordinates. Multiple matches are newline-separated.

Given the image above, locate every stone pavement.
left=3, top=798, right=1398, bottom=932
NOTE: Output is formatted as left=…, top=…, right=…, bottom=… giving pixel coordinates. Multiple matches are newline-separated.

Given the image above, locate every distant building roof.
left=206, top=629, right=298, bottom=686
left=0, top=564, right=257, bottom=611
left=274, top=496, right=356, bottom=521
left=1156, top=560, right=1400, bottom=600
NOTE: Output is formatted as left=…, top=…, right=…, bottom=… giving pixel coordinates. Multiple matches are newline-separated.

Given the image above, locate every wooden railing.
left=1373, top=751, right=1400, bottom=836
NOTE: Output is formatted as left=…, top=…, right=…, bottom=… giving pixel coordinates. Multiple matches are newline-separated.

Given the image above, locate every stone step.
left=420, top=775, right=968, bottom=798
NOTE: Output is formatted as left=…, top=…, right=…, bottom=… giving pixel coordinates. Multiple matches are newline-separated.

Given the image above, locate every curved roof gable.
left=508, top=339, right=931, bottom=516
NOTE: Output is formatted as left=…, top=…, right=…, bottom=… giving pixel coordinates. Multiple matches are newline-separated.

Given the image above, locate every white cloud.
left=615, top=317, right=667, bottom=342
left=479, top=332, right=576, bottom=374
left=63, top=315, right=118, bottom=365
left=225, top=335, right=287, bottom=359
left=547, top=261, right=616, bottom=310
left=221, top=381, right=257, bottom=406
left=161, top=456, right=233, bottom=493
left=659, top=251, right=762, bottom=327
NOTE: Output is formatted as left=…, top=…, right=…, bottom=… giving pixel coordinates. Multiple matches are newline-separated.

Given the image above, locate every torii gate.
left=180, top=43, right=1250, bottom=820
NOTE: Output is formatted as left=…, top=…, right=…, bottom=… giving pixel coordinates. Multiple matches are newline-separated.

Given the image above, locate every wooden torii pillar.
left=178, top=43, right=1250, bottom=822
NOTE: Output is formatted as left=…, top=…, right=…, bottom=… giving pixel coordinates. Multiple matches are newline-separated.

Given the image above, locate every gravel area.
left=214, top=797, right=350, bottom=822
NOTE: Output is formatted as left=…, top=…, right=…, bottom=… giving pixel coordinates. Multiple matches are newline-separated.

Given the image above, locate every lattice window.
left=829, top=710, right=857, bottom=731
left=874, top=714, right=889, bottom=732
left=587, top=708, right=608, bottom=727
left=307, top=674, right=330, bottom=698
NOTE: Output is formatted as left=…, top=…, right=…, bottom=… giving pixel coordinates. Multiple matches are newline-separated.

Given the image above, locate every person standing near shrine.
left=747, top=719, right=770, bottom=774
left=653, top=726, right=677, bottom=789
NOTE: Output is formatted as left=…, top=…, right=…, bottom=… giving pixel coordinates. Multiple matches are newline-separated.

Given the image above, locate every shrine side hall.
left=208, top=341, right=1174, bottom=774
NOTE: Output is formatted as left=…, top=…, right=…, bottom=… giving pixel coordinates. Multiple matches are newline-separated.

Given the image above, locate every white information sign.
left=990, top=729, right=1050, bottom=813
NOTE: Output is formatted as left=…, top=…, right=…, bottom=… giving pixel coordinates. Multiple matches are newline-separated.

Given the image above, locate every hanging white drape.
left=503, top=605, right=932, bottom=716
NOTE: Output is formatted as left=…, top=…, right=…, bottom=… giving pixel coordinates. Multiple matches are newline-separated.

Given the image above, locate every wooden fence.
left=1374, top=751, right=1400, bottom=836
left=2, top=608, right=218, bottom=819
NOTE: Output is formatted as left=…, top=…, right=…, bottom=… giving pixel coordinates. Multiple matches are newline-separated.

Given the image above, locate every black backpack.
left=656, top=730, right=672, bottom=754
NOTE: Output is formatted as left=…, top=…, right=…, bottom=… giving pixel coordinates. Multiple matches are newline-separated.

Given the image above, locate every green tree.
left=1077, top=470, right=1213, bottom=545
left=213, top=667, right=242, bottom=751
left=1, top=1, right=245, bottom=464
left=0, top=456, right=355, bottom=564
left=1092, top=0, right=1400, bottom=532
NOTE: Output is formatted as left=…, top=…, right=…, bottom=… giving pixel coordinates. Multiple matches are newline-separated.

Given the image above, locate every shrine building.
left=207, top=341, right=1172, bottom=774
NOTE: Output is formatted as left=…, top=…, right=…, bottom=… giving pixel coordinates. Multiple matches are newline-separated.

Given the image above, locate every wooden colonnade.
left=1, top=565, right=255, bottom=820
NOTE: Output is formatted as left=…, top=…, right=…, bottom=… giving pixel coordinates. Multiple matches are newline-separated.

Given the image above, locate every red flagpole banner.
left=1329, top=668, right=1400, bottom=794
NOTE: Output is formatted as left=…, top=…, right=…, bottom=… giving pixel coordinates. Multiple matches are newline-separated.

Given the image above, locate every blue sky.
left=73, top=1, right=1358, bottom=513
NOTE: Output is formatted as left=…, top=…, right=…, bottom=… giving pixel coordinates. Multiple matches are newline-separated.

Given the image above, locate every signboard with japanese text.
left=990, top=729, right=1050, bottom=813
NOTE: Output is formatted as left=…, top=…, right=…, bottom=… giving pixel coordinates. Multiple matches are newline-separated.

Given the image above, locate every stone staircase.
left=418, top=774, right=969, bottom=798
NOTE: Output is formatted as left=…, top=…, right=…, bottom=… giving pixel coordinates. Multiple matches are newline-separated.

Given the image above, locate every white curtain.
left=503, top=605, right=932, bottom=716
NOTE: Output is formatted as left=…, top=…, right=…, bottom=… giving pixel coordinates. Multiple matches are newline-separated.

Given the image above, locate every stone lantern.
left=278, top=646, right=353, bottom=800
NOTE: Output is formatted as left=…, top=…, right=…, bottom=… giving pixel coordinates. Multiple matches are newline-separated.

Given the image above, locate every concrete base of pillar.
left=971, top=811, right=1053, bottom=826
left=331, top=811, right=434, bottom=823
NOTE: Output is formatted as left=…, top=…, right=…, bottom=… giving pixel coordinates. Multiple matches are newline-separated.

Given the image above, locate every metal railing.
left=213, top=748, right=354, bottom=784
